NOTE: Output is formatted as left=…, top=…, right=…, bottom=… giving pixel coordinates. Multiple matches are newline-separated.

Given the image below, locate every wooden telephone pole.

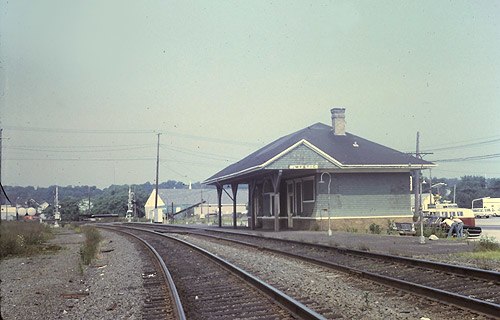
left=154, top=133, right=161, bottom=222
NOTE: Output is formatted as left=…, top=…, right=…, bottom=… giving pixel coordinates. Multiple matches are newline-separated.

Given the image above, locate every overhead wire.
left=4, top=157, right=155, bottom=161
left=159, top=144, right=238, bottom=162
left=431, top=153, right=500, bottom=163
left=422, top=137, right=500, bottom=152
left=4, top=125, right=262, bottom=147
left=421, top=133, right=500, bottom=149
left=6, top=145, right=154, bottom=153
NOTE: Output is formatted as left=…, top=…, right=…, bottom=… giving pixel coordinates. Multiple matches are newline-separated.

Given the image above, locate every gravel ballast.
left=171, top=233, right=492, bottom=320
left=0, top=227, right=146, bottom=320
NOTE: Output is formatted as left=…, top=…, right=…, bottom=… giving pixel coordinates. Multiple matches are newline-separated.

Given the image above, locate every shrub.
left=386, top=219, right=398, bottom=235
left=345, top=227, right=358, bottom=233
left=80, top=226, right=102, bottom=265
left=416, top=225, right=447, bottom=238
left=369, top=223, right=382, bottom=234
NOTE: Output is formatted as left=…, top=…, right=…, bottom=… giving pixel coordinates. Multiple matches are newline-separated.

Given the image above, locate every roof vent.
left=331, top=108, right=346, bottom=136
left=353, top=141, right=359, bottom=148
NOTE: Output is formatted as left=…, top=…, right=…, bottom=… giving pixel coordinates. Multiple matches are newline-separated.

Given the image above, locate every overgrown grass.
left=0, top=221, right=59, bottom=259
left=475, top=236, right=500, bottom=252
left=68, top=223, right=82, bottom=234
left=453, top=236, right=500, bottom=270
left=80, top=226, right=102, bottom=265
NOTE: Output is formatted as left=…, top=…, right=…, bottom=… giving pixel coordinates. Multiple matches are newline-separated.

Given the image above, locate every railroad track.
left=102, top=225, right=325, bottom=320
left=141, top=224, right=500, bottom=319
left=100, top=226, right=185, bottom=320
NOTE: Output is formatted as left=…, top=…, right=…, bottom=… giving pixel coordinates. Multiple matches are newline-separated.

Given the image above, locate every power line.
left=4, top=157, right=156, bottom=161
left=431, top=153, right=500, bottom=162
left=6, top=143, right=155, bottom=149
left=159, top=144, right=238, bottom=162
left=430, top=168, right=500, bottom=176
left=6, top=145, right=154, bottom=153
left=4, top=126, right=156, bottom=135
left=422, top=137, right=500, bottom=152
left=423, top=134, right=500, bottom=148
left=4, top=125, right=262, bottom=147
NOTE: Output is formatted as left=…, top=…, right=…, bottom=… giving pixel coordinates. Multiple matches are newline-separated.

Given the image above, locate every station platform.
left=158, top=223, right=478, bottom=257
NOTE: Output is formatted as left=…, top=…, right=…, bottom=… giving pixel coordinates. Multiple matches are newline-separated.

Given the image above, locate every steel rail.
left=121, top=225, right=326, bottom=320
left=99, top=226, right=186, bottom=320
left=193, top=226, right=500, bottom=282
left=152, top=226, right=500, bottom=318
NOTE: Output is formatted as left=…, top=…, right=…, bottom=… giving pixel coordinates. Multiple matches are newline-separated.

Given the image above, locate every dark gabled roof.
left=205, top=122, right=434, bottom=184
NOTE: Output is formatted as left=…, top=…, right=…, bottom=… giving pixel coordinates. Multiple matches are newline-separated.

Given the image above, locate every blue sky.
left=1, top=1, right=499, bottom=187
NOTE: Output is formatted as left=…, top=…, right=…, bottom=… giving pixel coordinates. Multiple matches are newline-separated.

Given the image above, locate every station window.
left=302, top=178, right=315, bottom=202
left=285, top=176, right=316, bottom=214
left=263, top=193, right=273, bottom=216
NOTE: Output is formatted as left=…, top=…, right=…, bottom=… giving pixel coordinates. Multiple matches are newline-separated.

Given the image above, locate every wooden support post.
left=249, top=181, right=256, bottom=230
left=231, top=183, right=238, bottom=229
left=272, top=170, right=283, bottom=232
left=216, top=184, right=223, bottom=228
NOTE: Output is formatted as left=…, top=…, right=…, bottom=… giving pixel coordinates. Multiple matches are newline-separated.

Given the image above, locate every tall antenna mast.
left=54, top=186, right=60, bottom=227
left=126, top=186, right=133, bottom=222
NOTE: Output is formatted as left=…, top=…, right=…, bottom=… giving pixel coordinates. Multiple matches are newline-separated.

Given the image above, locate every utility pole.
left=0, top=128, right=3, bottom=187
left=414, top=132, right=425, bottom=244
left=154, top=133, right=161, bottom=222
left=0, top=128, right=7, bottom=221
left=127, top=186, right=133, bottom=222
left=88, top=186, right=91, bottom=214
left=0, top=128, right=3, bottom=216
left=132, top=185, right=137, bottom=221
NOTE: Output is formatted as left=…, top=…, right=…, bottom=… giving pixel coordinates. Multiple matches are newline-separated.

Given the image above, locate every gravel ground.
left=172, top=233, right=491, bottom=320
left=0, top=227, right=146, bottom=320
left=1, top=223, right=497, bottom=320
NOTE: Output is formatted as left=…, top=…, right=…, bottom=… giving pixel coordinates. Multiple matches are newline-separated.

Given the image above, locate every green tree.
left=91, top=185, right=129, bottom=216
left=60, top=197, right=81, bottom=221
left=455, top=176, right=488, bottom=208
left=487, top=178, right=500, bottom=198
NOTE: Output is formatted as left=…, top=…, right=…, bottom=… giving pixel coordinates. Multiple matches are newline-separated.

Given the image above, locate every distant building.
left=0, top=205, right=17, bottom=220
left=144, top=188, right=248, bottom=222
left=410, top=193, right=433, bottom=212
left=0, top=205, right=36, bottom=220
left=204, top=108, right=435, bottom=231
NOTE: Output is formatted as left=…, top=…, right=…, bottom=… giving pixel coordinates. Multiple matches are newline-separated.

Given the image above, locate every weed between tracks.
left=80, top=226, right=102, bottom=265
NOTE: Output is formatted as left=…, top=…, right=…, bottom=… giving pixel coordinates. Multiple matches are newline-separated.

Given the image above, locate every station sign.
left=288, top=164, right=319, bottom=169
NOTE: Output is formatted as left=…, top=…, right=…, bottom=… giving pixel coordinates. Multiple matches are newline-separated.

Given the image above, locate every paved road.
left=475, top=216, right=500, bottom=240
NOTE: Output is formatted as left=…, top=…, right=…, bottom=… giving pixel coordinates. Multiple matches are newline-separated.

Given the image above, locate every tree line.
left=2, top=180, right=208, bottom=221
left=2, top=176, right=500, bottom=221
left=432, top=176, right=500, bottom=208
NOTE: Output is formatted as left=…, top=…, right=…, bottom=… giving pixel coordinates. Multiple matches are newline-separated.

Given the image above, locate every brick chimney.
left=331, top=108, right=346, bottom=135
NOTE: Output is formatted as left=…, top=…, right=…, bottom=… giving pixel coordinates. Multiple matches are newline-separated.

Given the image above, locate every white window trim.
left=263, top=192, right=274, bottom=216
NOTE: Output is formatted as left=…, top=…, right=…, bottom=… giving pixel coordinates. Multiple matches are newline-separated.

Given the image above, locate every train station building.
left=204, top=108, right=434, bottom=231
